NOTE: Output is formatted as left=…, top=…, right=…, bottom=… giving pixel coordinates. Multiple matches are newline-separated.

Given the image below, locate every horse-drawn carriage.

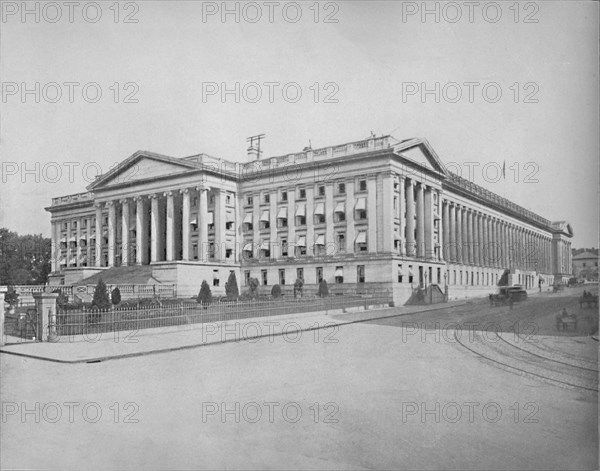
left=579, top=291, right=598, bottom=308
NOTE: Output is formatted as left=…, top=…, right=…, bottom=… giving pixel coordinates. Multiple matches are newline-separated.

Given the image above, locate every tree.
left=225, top=271, right=239, bottom=299
left=92, top=278, right=111, bottom=310
left=4, top=286, right=19, bottom=307
left=271, top=284, right=282, bottom=298
left=0, top=228, right=52, bottom=285
left=111, top=287, right=121, bottom=306
left=248, top=277, right=260, bottom=299
left=293, top=278, right=304, bottom=298
left=317, top=279, right=329, bottom=298
left=497, top=269, right=510, bottom=286
left=52, top=289, right=69, bottom=309
left=197, top=280, right=212, bottom=306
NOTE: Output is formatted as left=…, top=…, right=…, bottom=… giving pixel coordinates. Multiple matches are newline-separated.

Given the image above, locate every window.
left=209, top=195, right=215, bottom=204
left=394, top=197, right=398, bottom=210
left=281, top=238, right=288, bottom=257
left=338, top=183, right=346, bottom=194
left=337, top=233, right=346, bottom=252
left=193, top=244, right=198, bottom=259
left=213, top=270, right=220, bottom=287
left=260, top=220, right=270, bottom=230
left=318, top=185, right=325, bottom=197
left=279, top=269, right=286, bottom=285
left=335, top=212, right=346, bottom=222
left=296, top=216, right=306, bottom=226
left=398, top=264, right=403, bottom=283
left=335, top=266, right=344, bottom=284
left=583, top=262, right=587, bottom=267
left=209, top=243, right=215, bottom=259
left=315, top=214, right=326, bottom=224
left=245, top=270, right=251, bottom=286
left=261, top=269, right=268, bottom=286
left=226, top=248, right=233, bottom=259
left=408, top=265, right=414, bottom=283
left=296, top=245, right=307, bottom=256
left=296, top=268, right=304, bottom=281
left=244, top=222, right=253, bottom=232
left=247, top=196, right=253, bottom=206
left=226, top=194, right=231, bottom=205
left=359, top=180, right=367, bottom=191
left=357, top=210, right=367, bottom=220
left=437, top=267, right=441, bottom=284
left=264, top=193, right=270, bottom=204
left=357, top=265, right=365, bottom=283
left=226, top=221, right=234, bottom=230
left=299, top=188, right=306, bottom=199
left=281, top=191, right=288, bottom=202
left=316, top=267, right=323, bottom=282
left=193, top=197, right=198, bottom=207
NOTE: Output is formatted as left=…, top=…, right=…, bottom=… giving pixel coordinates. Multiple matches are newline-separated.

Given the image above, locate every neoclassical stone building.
left=46, top=135, right=573, bottom=303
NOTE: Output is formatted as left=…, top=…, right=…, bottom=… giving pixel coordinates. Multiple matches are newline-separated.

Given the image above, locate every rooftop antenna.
left=303, top=139, right=312, bottom=152
left=246, top=134, right=265, bottom=160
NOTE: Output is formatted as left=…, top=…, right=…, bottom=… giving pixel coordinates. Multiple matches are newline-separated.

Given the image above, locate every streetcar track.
left=453, top=331, right=599, bottom=393
left=496, top=333, right=598, bottom=373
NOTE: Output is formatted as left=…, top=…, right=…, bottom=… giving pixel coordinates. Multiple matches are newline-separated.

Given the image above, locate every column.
left=382, top=173, right=394, bottom=253
left=325, top=183, right=335, bottom=255
left=288, top=187, right=297, bottom=255
left=416, top=182, right=425, bottom=258
left=424, top=186, right=434, bottom=259
left=482, top=215, right=489, bottom=267
left=85, top=217, right=92, bottom=267
left=120, top=199, right=130, bottom=266
left=345, top=181, right=355, bottom=253
left=181, top=189, right=191, bottom=261
left=150, top=194, right=160, bottom=263
left=476, top=212, right=483, bottom=267
left=448, top=202, right=456, bottom=263
left=198, top=187, right=209, bottom=261
left=455, top=205, right=462, bottom=264
left=405, top=179, right=416, bottom=257
left=367, top=176, right=377, bottom=253
left=398, top=176, right=406, bottom=255
left=442, top=199, right=450, bottom=262
left=75, top=217, right=82, bottom=266
left=252, top=190, right=261, bottom=259
left=269, top=189, right=278, bottom=259
left=306, top=186, right=315, bottom=252
left=504, top=224, right=509, bottom=269
left=134, top=197, right=146, bottom=264
left=489, top=218, right=497, bottom=268
left=165, top=191, right=175, bottom=261
left=466, top=209, right=474, bottom=265
left=51, top=222, right=58, bottom=272
left=65, top=219, right=72, bottom=267
left=95, top=204, right=103, bottom=267
left=107, top=201, right=116, bottom=267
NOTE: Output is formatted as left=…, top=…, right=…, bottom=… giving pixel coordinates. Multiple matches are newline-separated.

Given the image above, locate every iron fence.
left=56, top=291, right=393, bottom=337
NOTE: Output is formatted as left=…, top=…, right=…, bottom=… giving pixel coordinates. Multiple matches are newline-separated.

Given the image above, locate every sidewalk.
left=0, top=299, right=473, bottom=363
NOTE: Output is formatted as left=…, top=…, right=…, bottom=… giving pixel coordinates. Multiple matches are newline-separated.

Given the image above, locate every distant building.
left=45, top=135, right=573, bottom=304
left=572, top=251, right=599, bottom=280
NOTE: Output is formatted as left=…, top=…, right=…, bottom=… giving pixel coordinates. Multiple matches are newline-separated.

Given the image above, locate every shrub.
left=197, top=280, right=212, bottom=306
left=293, top=278, right=304, bottom=298
left=91, top=278, right=111, bottom=310
left=52, top=289, right=69, bottom=309
left=317, top=279, right=329, bottom=298
left=111, top=287, right=121, bottom=306
left=225, top=272, right=239, bottom=299
left=271, top=284, right=282, bottom=298
left=248, top=277, right=260, bottom=299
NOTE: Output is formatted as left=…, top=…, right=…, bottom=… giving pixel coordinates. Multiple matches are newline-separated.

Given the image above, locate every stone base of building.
left=151, top=261, right=240, bottom=298
left=48, top=267, right=107, bottom=286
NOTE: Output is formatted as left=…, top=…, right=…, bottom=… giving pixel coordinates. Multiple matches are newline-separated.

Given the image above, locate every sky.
left=0, top=0, right=598, bottom=248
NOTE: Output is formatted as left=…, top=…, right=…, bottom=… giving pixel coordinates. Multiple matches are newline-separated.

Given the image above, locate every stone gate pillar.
left=33, top=292, right=59, bottom=342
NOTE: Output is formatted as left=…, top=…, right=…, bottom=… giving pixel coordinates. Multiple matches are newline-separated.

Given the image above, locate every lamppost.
left=444, top=271, right=448, bottom=301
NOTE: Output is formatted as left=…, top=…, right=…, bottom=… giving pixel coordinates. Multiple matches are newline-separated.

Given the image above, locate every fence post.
left=0, top=286, right=6, bottom=346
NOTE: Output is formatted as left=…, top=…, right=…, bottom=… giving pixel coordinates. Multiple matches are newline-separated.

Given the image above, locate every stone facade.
left=45, top=135, right=573, bottom=303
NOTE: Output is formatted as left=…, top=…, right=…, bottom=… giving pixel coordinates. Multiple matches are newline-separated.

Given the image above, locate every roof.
left=573, top=251, right=598, bottom=260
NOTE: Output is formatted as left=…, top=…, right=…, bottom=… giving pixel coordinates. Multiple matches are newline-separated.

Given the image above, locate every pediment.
left=393, top=138, right=447, bottom=176
left=88, top=152, right=200, bottom=190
